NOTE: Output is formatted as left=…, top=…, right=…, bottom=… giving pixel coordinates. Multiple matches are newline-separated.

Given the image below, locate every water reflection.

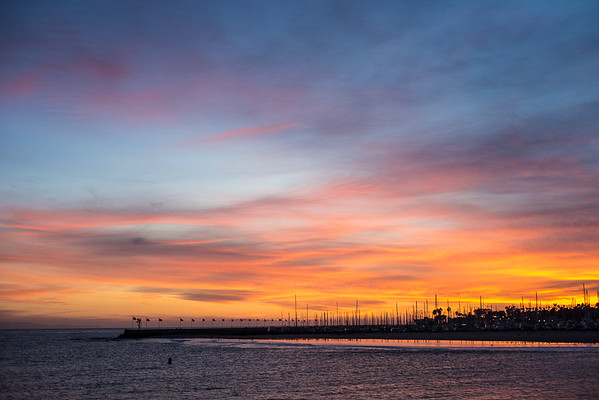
left=187, top=337, right=599, bottom=350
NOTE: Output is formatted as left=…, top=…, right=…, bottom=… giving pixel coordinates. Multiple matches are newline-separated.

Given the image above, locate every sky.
left=1, top=1, right=599, bottom=328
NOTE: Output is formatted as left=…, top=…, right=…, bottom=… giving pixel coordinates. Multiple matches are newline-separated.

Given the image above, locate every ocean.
left=1, top=329, right=598, bottom=399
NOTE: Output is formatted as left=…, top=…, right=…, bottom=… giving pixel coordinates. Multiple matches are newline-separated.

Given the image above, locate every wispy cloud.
left=182, top=123, right=301, bottom=145
left=132, top=286, right=259, bottom=303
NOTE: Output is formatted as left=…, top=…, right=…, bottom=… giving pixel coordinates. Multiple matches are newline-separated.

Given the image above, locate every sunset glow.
left=1, top=1, right=598, bottom=328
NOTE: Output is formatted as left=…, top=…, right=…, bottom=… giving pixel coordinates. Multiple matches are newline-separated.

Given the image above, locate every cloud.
left=0, top=67, right=49, bottom=99
left=179, top=289, right=258, bottom=303
left=0, top=282, right=80, bottom=303
left=131, top=286, right=259, bottom=303
left=182, top=123, right=301, bottom=145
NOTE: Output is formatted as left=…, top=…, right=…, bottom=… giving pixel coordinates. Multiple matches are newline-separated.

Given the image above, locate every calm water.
left=1, top=329, right=598, bottom=399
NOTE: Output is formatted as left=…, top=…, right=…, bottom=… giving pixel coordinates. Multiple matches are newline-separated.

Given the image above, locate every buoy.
left=168, top=357, right=172, bottom=364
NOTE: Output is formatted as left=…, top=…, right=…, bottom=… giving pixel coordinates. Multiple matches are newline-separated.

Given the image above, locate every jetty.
left=117, top=325, right=599, bottom=343
left=119, top=326, right=275, bottom=339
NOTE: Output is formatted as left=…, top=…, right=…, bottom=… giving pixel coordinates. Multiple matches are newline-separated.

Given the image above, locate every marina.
left=120, top=298, right=599, bottom=343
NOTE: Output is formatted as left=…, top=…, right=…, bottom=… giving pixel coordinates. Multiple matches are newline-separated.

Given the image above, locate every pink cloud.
left=0, top=283, right=79, bottom=303
left=183, top=122, right=301, bottom=145
left=0, top=67, right=49, bottom=99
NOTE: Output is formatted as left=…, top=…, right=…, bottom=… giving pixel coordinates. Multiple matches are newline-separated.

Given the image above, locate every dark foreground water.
left=1, top=330, right=598, bottom=399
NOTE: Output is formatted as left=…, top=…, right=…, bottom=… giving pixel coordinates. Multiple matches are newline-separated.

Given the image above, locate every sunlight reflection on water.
left=246, top=338, right=599, bottom=349
left=178, top=337, right=599, bottom=352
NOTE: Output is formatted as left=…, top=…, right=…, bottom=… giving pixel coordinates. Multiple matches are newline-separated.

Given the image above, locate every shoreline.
left=117, top=328, right=599, bottom=343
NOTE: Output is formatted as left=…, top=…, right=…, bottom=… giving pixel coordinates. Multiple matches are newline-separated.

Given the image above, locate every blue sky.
left=1, top=1, right=598, bottom=327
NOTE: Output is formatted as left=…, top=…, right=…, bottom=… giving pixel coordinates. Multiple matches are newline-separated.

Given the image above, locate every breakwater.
left=117, top=326, right=599, bottom=343
left=119, top=326, right=275, bottom=339
left=118, top=326, right=365, bottom=339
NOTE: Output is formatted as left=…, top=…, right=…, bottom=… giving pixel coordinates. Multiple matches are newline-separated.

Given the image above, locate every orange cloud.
left=2, top=181, right=598, bottom=327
